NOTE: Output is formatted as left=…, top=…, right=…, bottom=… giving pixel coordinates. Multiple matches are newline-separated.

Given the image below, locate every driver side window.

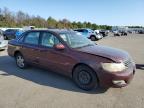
left=41, top=32, right=60, bottom=47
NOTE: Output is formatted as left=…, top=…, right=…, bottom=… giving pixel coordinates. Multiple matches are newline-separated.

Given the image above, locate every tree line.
left=0, top=7, right=112, bottom=30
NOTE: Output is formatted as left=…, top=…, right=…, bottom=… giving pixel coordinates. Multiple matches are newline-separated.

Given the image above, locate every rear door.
left=21, top=31, right=40, bottom=64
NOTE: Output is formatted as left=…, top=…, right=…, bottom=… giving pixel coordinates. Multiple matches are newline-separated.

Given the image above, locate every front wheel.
left=73, top=65, right=99, bottom=90
left=15, top=53, right=27, bottom=69
left=90, top=36, right=96, bottom=41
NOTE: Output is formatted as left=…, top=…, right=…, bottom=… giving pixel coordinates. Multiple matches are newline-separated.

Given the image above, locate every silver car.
left=74, top=28, right=99, bottom=41
left=0, top=34, right=7, bottom=50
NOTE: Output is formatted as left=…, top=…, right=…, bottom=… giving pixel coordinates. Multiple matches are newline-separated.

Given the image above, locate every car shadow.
left=136, top=64, right=144, bottom=70
left=0, top=55, right=108, bottom=94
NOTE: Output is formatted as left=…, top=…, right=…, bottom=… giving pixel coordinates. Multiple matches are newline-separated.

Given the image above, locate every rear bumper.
left=96, top=65, right=135, bottom=88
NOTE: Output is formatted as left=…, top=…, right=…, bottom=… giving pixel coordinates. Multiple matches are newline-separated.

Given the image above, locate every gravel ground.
left=0, top=34, right=144, bottom=108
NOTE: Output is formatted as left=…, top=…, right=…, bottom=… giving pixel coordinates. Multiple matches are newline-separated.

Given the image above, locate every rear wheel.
left=73, top=65, right=98, bottom=90
left=15, top=53, right=27, bottom=69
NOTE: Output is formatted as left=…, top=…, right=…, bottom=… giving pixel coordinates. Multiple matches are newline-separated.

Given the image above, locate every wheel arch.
left=72, top=63, right=100, bottom=82
left=14, top=50, right=22, bottom=57
left=90, top=35, right=97, bottom=41
left=90, top=35, right=96, bottom=38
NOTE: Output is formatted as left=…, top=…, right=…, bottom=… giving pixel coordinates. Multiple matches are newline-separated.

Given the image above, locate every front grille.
left=124, top=58, right=132, bottom=67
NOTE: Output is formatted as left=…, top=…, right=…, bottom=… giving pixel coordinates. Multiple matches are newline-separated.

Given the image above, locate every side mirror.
left=54, top=44, right=65, bottom=50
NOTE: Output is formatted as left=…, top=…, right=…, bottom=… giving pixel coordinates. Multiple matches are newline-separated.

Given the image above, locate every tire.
left=73, top=65, right=98, bottom=90
left=90, top=36, right=96, bottom=41
left=15, top=53, right=27, bottom=69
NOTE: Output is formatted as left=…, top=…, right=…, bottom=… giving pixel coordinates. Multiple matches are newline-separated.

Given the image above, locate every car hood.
left=76, top=45, right=130, bottom=62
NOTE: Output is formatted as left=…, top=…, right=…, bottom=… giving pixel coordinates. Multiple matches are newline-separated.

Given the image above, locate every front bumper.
left=97, top=65, right=135, bottom=88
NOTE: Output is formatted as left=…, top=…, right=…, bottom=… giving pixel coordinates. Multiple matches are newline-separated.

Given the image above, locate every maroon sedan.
left=7, top=30, right=135, bottom=90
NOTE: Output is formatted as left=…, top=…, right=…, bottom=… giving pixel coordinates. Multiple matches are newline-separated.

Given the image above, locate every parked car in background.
left=113, top=31, right=127, bottom=36
left=3, top=29, right=19, bottom=40
left=23, top=26, right=35, bottom=31
left=0, top=32, right=7, bottom=50
left=95, top=33, right=103, bottom=40
left=99, top=30, right=109, bottom=37
left=8, top=30, right=135, bottom=90
left=113, top=31, right=121, bottom=36
left=0, top=30, right=4, bottom=39
left=138, top=30, right=144, bottom=34
left=127, top=30, right=135, bottom=34
left=0, top=29, right=4, bottom=35
left=15, top=30, right=24, bottom=39
left=94, top=30, right=103, bottom=40
left=120, top=31, right=128, bottom=36
left=74, top=28, right=99, bottom=41
left=94, top=30, right=100, bottom=34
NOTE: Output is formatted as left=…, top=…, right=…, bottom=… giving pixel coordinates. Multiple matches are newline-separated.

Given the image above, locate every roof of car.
left=27, top=29, right=75, bottom=34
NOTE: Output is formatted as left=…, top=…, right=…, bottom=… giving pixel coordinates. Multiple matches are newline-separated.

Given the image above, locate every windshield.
left=60, top=32, right=95, bottom=48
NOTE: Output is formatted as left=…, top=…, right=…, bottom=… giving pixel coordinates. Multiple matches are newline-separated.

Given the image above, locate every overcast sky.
left=0, top=0, right=144, bottom=26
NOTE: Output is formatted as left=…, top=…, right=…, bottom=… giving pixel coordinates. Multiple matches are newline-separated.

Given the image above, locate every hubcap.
left=78, top=71, right=91, bottom=85
left=91, top=37, right=95, bottom=41
left=16, top=55, right=24, bottom=68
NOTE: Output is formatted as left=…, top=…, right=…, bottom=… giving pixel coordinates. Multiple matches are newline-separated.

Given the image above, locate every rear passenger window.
left=83, top=30, right=88, bottom=33
left=24, top=32, right=39, bottom=45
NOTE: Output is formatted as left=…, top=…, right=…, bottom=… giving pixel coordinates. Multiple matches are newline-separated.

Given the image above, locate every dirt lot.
left=0, top=34, right=144, bottom=108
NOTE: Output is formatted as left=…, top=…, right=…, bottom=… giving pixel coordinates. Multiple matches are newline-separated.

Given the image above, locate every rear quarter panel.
left=7, top=40, right=21, bottom=57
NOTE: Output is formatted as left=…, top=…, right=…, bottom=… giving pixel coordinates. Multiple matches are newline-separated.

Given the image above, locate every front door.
left=21, top=31, right=40, bottom=64
left=38, top=32, right=75, bottom=76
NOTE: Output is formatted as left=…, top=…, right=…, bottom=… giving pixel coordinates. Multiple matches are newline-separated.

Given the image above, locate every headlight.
left=101, top=63, right=126, bottom=72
